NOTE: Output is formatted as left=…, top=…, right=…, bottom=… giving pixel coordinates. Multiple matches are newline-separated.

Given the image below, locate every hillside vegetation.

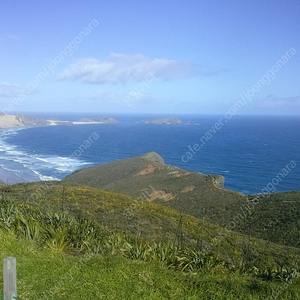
left=2, top=182, right=300, bottom=270
left=63, top=152, right=300, bottom=248
left=235, top=191, right=300, bottom=248
left=1, top=182, right=300, bottom=299
left=63, top=152, right=247, bottom=227
left=2, top=229, right=300, bottom=299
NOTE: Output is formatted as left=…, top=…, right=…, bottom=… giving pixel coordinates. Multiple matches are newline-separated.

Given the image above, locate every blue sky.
left=0, top=0, right=299, bottom=115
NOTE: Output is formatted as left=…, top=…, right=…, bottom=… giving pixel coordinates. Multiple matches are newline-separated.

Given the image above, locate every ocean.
left=0, top=113, right=299, bottom=195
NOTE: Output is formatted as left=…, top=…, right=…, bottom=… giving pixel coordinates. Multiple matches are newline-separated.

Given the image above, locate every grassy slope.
left=63, top=152, right=248, bottom=227
left=62, top=153, right=300, bottom=249
left=1, top=230, right=300, bottom=299
left=235, top=191, right=300, bottom=248
left=2, top=182, right=300, bottom=270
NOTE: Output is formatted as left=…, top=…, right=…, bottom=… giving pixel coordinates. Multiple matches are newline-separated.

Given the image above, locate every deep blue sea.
left=0, top=113, right=299, bottom=195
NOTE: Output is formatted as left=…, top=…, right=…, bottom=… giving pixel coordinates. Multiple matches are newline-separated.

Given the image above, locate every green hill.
left=63, top=152, right=247, bottom=227
left=2, top=181, right=300, bottom=270
left=63, top=152, right=300, bottom=249
left=235, top=191, right=300, bottom=248
left=1, top=181, right=300, bottom=299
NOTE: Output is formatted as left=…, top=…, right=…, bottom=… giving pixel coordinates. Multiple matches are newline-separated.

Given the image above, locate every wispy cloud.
left=0, top=83, right=23, bottom=98
left=0, top=34, right=20, bottom=41
left=259, top=94, right=300, bottom=107
left=58, top=53, right=219, bottom=84
left=6, top=34, right=20, bottom=40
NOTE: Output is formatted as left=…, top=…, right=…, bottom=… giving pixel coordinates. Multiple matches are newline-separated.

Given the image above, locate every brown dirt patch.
left=167, top=170, right=192, bottom=177
left=148, top=190, right=175, bottom=202
left=135, top=164, right=156, bottom=176
left=180, top=186, right=196, bottom=193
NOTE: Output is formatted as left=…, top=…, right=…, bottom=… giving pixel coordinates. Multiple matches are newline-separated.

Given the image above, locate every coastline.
left=0, top=115, right=298, bottom=193
left=0, top=120, right=109, bottom=185
left=0, top=128, right=25, bottom=184
left=0, top=114, right=117, bottom=185
left=0, top=165, right=35, bottom=184
left=0, top=126, right=51, bottom=185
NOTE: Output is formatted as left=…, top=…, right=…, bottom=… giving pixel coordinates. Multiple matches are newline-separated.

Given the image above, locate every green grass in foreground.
left=4, top=182, right=300, bottom=271
left=1, top=182, right=300, bottom=299
left=0, top=230, right=300, bottom=300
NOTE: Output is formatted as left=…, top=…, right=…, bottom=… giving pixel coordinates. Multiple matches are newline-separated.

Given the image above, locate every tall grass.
left=0, top=199, right=300, bottom=283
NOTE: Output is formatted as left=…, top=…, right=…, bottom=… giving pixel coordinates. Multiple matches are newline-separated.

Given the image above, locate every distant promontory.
left=0, top=113, right=118, bottom=128
left=0, top=113, right=50, bottom=128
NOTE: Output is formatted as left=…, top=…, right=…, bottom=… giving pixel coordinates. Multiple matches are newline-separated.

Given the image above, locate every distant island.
left=141, top=117, right=198, bottom=125
left=0, top=113, right=117, bottom=128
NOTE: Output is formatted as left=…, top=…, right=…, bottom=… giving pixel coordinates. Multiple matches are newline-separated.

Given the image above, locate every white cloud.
left=58, top=53, right=218, bottom=84
left=0, top=83, right=23, bottom=98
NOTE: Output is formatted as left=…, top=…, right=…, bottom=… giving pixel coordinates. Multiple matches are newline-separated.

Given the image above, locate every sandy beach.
left=72, top=121, right=107, bottom=125
left=47, top=120, right=111, bottom=126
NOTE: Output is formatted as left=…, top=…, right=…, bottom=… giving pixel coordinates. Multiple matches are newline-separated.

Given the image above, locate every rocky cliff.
left=0, top=113, right=50, bottom=128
